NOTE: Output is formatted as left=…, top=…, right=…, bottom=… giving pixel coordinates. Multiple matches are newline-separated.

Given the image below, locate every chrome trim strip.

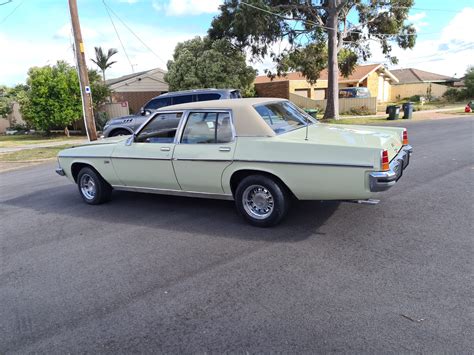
left=173, top=158, right=232, bottom=162
left=59, top=155, right=371, bottom=167
left=112, top=185, right=234, bottom=200
left=233, top=159, right=373, bottom=168
left=58, top=155, right=109, bottom=159
left=113, top=156, right=170, bottom=161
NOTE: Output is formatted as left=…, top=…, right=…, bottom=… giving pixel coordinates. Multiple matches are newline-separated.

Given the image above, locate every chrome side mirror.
left=125, top=134, right=135, bottom=146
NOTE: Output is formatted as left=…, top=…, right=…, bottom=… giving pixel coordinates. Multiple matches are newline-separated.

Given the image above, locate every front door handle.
left=219, top=146, right=231, bottom=152
left=160, top=147, right=171, bottom=152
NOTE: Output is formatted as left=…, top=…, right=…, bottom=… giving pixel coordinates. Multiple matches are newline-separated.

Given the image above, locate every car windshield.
left=254, top=101, right=316, bottom=134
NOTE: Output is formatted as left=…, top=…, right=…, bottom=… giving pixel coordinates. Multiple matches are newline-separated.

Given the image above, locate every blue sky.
left=0, top=0, right=473, bottom=86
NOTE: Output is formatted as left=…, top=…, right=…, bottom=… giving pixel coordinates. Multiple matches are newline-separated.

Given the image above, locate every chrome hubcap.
left=242, top=184, right=274, bottom=220
left=80, top=174, right=96, bottom=200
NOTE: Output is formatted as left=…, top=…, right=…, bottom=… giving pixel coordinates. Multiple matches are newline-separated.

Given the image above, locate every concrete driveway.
left=0, top=117, right=472, bottom=353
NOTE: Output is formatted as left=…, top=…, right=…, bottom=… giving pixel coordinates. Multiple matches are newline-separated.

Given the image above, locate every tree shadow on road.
left=3, top=185, right=340, bottom=242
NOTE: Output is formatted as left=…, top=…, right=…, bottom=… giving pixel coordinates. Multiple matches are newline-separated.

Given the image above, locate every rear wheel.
left=109, top=129, right=131, bottom=137
left=77, top=167, right=112, bottom=205
left=235, top=175, right=289, bottom=227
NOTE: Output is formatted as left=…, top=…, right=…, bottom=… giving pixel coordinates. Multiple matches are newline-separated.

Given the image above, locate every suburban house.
left=106, top=68, right=169, bottom=113
left=390, top=68, right=459, bottom=101
left=254, top=63, right=399, bottom=103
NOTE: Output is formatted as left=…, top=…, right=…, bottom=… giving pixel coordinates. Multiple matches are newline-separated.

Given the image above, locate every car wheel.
left=109, top=129, right=131, bottom=137
left=235, top=175, right=289, bottom=227
left=77, top=167, right=112, bottom=205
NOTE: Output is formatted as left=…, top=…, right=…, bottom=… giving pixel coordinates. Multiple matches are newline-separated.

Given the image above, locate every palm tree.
left=91, top=47, right=118, bottom=82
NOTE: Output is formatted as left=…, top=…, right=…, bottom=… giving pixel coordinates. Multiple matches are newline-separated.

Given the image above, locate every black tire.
left=109, top=129, right=131, bottom=137
left=77, top=167, right=112, bottom=205
left=235, top=175, right=290, bottom=227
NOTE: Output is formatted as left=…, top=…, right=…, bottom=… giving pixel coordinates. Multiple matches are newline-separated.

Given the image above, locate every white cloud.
left=0, top=21, right=203, bottom=86
left=153, top=0, right=222, bottom=16
left=365, top=7, right=474, bottom=77
left=408, top=12, right=426, bottom=22
left=117, top=0, right=139, bottom=4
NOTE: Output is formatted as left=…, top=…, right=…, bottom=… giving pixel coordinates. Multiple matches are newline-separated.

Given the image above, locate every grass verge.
left=0, top=135, right=85, bottom=148
left=0, top=144, right=73, bottom=162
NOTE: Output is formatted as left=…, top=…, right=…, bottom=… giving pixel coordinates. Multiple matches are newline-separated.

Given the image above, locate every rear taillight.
left=402, top=129, right=408, bottom=145
left=381, top=149, right=390, bottom=171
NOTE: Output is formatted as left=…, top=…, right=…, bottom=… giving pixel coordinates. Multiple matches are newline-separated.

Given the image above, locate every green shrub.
left=408, top=95, right=421, bottom=102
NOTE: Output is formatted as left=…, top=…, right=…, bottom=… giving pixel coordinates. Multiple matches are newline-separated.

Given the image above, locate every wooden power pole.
left=68, top=0, right=97, bottom=141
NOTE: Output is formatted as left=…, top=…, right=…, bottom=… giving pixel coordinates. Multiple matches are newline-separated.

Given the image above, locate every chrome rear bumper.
left=369, top=145, right=413, bottom=192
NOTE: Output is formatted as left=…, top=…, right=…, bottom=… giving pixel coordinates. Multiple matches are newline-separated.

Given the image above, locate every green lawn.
left=0, top=144, right=74, bottom=162
left=0, top=135, right=85, bottom=148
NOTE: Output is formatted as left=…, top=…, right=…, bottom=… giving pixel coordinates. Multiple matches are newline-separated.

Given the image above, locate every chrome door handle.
left=219, top=147, right=231, bottom=152
left=160, top=147, right=170, bottom=152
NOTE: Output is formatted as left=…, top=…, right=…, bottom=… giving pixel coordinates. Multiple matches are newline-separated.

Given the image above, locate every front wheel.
left=235, top=175, right=290, bottom=227
left=77, top=167, right=112, bottom=205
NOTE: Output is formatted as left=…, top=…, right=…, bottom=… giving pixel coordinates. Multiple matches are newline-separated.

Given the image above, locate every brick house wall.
left=255, top=81, right=290, bottom=99
left=112, top=91, right=164, bottom=113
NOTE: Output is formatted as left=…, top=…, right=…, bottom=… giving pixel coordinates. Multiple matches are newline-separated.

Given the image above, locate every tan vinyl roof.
left=158, top=98, right=287, bottom=137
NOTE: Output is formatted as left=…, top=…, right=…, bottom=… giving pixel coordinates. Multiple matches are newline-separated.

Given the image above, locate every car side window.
left=171, top=95, right=193, bottom=105
left=197, top=93, right=221, bottom=101
left=181, top=112, right=233, bottom=144
left=136, top=112, right=182, bottom=143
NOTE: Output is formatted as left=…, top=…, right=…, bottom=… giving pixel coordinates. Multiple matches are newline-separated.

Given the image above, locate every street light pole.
left=68, top=0, right=97, bottom=141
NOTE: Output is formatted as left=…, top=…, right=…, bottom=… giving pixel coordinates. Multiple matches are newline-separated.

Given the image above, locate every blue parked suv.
left=102, top=89, right=242, bottom=137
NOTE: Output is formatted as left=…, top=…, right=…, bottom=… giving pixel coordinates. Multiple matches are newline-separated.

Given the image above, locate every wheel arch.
left=228, top=168, right=297, bottom=200
left=107, top=126, right=133, bottom=137
left=71, top=162, right=103, bottom=183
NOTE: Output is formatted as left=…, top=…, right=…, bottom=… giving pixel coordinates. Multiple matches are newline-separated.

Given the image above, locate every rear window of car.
left=197, top=93, right=221, bottom=101
left=145, top=98, right=170, bottom=110
left=254, top=101, right=314, bottom=134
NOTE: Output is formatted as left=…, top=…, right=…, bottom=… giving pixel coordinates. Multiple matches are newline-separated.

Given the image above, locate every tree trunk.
left=323, top=5, right=340, bottom=120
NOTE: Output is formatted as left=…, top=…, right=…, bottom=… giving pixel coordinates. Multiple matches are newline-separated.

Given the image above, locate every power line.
left=240, top=1, right=441, bottom=37
left=0, top=0, right=24, bottom=25
left=102, top=0, right=134, bottom=73
left=0, top=1, right=13, bottom=6
left=102, top=0, right=167, bottom=66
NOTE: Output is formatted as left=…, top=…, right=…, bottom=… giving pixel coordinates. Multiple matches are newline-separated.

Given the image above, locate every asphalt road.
left=1, top=117, right=473, bottom=353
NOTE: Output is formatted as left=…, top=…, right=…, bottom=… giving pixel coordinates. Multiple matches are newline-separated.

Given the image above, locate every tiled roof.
left=390, top=68, right=456, bottom=84
left=254, top=64, right=382, bottom=84
left=105, top=70, right=151, bottom=86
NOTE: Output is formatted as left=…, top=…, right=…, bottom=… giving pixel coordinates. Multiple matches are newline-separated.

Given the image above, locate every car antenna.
left=304, top=111, right=309, bottom=141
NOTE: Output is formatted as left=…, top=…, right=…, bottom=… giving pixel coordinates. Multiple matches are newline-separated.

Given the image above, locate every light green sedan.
left=56, top=98, right=413, bottom=227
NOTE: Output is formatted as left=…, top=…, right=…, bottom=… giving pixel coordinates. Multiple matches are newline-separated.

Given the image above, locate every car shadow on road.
left=3, top=185, right=340, bottom=242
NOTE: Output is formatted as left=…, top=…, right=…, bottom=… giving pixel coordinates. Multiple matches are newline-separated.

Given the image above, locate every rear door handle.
left=219, top=146, right=231, bottom=152
left=160, top=147, right=170, bottom=152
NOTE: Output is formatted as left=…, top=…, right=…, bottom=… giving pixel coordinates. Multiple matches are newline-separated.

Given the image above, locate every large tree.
left=0, top=85, right=13, bottom=118
left=209, top=0, right=417, bottom=119
left=19, top=61, right=110, bottom=134
left=165, top=36, right=257, bottom=96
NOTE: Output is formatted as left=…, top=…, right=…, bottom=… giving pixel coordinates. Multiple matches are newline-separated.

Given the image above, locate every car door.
left=111, top=112, right=183, bottom=190
left=172, top=110, right=235, bottom=194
